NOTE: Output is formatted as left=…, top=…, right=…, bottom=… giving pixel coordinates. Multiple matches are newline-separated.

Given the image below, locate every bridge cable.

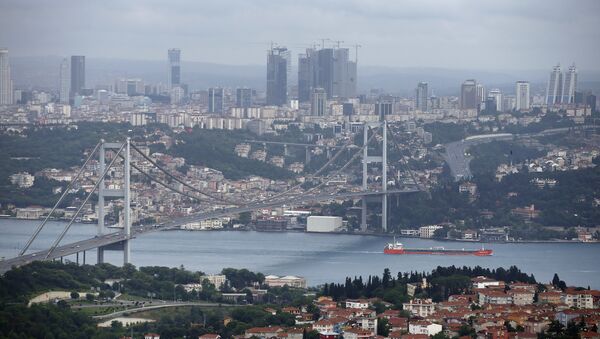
left=129, top=144, right=241, bottom=206
left=123, top=154, right=217, bottom=204
left=386, top=124, right=425, bottom=192
left=253, top=137, right=357, bottom=203
left=45, top=143, right=126, bottom=259
left=19, top=141, right=102, bottom=256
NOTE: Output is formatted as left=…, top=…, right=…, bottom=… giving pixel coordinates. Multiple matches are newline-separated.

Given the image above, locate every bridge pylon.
left=97, top=138, right=131, bottom=265
left=361, top=120, right=388, bottom=232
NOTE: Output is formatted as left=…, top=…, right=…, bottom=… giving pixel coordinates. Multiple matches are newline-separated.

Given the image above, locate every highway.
left=0, top=188, right=419, bottom=274
left=443, top=126, right=598, bottom=181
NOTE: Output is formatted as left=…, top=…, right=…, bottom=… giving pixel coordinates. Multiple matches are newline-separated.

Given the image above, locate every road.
left=90, top=301, right=241, bottom=320
left=0, top=187, right=420, bottom=273
left=442, top=126, right=598, bottom=181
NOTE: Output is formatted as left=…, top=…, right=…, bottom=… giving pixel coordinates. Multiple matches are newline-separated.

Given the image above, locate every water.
left=1, top=219, right=599, bottom=288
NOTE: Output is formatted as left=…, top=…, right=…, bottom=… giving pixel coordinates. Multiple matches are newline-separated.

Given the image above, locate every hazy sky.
left=1, top=0, right=599, bottom=70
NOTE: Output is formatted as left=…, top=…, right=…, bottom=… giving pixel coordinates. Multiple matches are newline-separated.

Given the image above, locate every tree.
left=85, top=293, right=95, bottom=301
left=377, top=317, right=389, bottom=336
left=70, top=291, right=79, bottom=299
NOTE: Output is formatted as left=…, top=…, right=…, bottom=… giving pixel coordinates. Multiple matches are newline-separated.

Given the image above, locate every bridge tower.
left=361, top=120, right=387, bottom=232
left=97, top=138, right=131, bottom=265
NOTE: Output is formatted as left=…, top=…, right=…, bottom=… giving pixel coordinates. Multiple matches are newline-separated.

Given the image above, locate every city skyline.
left=1, top=0, right=599, bottom=71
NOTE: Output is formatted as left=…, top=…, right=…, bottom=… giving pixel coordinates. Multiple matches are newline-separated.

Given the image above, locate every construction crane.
left=353, top=44, right=362, bottom=63
left=332, top=40, right=345, bottom=48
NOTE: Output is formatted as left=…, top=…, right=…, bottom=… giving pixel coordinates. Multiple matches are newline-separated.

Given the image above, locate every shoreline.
left=2, top=216, right=597, bottom=245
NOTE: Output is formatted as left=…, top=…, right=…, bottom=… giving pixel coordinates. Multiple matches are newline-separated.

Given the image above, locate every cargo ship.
left=384, top=239, right=492, bottom=256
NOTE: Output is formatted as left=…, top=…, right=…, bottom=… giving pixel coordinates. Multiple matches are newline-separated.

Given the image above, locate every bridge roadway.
left=244, top=140, right=349, bottom=149
left=0, top=188, right=419, bottom=274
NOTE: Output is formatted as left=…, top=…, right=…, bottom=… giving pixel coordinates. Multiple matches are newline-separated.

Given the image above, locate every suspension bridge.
left=0, top=121, right=423, bottom=274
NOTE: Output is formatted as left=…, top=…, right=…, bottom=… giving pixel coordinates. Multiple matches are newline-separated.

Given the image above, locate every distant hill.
left=10, top=56, right=600, bottom=96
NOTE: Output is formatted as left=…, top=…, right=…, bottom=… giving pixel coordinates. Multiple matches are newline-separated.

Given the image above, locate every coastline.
left=2, top=215, right=597, bottom=244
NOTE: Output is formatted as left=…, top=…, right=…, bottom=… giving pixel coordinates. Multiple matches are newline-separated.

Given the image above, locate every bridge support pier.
left=83, top=251, right=86, bottom=265
left=76, top=252, right=79, bottom=264
left=97, top=138, right=132, bottom=266
left=361, top=120, right=388, bottom=232
left=305, top=147, right=311, bottom=164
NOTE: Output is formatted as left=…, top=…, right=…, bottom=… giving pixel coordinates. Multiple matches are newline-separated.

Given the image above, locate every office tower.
left=208, top=87, right=224, bottom=114
left=70, top=55, right=85, bottom=98
left=488, top=88, right=502, bottom=112
left=236, top=88, right=252, bottom=108
left=59, top=58, right=69, bottom=104
left=515, top=81, right=530, bottom=111
left=563, top=64, right=577, bottom=104
left=266, top=47, right=288, bottom=106
left=298, top=51, right=314, bottom=102
left=476, top=83, right=486, bottom=103
left=416, top=82, right=428, bottom=112
left=311, top=87, right=327, bottom=116
left=460, top=79, right=478, bottom=109
left=168, top=48, right=181, bottom=89
left=546, top=64, right=563, bottom=105
left=298, top=47, right=357, bottom=102
left=375, top=100, right=394, bottom=120
left=0, top=48, right=14, bottom=105
left=116, top=78, right=144, bottom=96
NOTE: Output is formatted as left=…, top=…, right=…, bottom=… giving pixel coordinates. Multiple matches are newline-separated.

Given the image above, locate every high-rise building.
left=546, top=64, right=563, bottom=105
left=267, top=47, right=288, bottom=106
left=168, top=48, right=181, bottom=89
left=297, top=47, right=357, bottom=102
left=0, top=48, right=14, bottom=105
left=208, top=87, right=224, bottom=114
left=416, top=82, right=428, bottom=112
left=116, top=78, right=144, bottom=96
left=460, top=79, right=478, bottom=110
left=515, top=81, right=530, bottom=111
left=476, top=83, right=486, bottom=103
left=236, top=88, right=252, bottom=108
left=311, top=87, right=327, bottom=116
left=59, top=58, right=69, bottom=104
left=70, top=56, right=85, bottom=98
left=563, top=64, right=577, bottom=104
left=297, top=52, right=314, bottom=102
left=488, top=88, right=502, bottom=112
left=375, top=100, right=394, bottom=120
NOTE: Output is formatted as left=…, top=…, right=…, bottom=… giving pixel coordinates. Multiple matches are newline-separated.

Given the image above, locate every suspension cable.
left=45, top=143, right=126, bottom=258
left=20, top=141, right=102, bottom=256
left=386, top=124, right=424, bottom=191
left=129, top=143, right=240, bottom=206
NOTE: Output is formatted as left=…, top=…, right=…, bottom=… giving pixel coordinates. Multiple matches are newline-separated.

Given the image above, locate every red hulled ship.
left=384, top=239, right=492, bottom=256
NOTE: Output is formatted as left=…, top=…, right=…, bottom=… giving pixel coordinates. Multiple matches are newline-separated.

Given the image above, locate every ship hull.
left=384, top=248, right=492, bottom=256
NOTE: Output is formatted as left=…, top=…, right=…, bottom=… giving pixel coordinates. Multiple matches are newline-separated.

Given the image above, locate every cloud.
left=0, top=0, right=599, bottom=70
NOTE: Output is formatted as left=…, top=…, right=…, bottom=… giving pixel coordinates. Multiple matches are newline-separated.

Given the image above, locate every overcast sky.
left=1, top=0, right=599, bottom=71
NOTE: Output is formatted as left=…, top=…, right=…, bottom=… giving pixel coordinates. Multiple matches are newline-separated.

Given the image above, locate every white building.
left=10, top=172, right=35, bottom=188
left=402, top=298, right=436, bottom=317
left=201, top=274, right=227, bottom=289
left=563, top=64, right=577, bottom=104
left=515, top=81, right=530, bottom=111
left=264, top=275, right=307, bottom=289
left=488, top=88, right=503, bottom=112
left=408, top=321, right=442, bottom=336
left=345, top=299, right=370, bottom=309
left=307, top=216, right=343, bottom=233
left=0, top=48, right=13, bottom=105
left=419, top=225, right=443, bottom=238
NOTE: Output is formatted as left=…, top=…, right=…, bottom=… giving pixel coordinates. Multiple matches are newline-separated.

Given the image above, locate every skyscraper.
left=0, top=48, right=13, bottom=105
left=208, top=87, right=224, bottom=114
left=310, top=87, right=327, bottom=116
left=476, top=83, right=486, bottom=103
left=168, top=48, right=181, bottom=89
left=562, top=64, right=577, bottom=104
left=487, top=88, right=502, bottom=112
left=59, top=58, right=70, bottom=104
left=460, top=79, right=478, bottom=109
left=70, top=55, right=85, bottom=98
left=416, top=82, right=428, bottom=112
left=546, top=64, right=563, bottom=105
left=236, top=88, right=252, bottom=108
left=515, top=81, right=530, bottom=111
left=297, top=52, right=314, bottom=102
left=267, top=47, right=288, bottom=106
left=297, top=47, right=357, bottom=102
